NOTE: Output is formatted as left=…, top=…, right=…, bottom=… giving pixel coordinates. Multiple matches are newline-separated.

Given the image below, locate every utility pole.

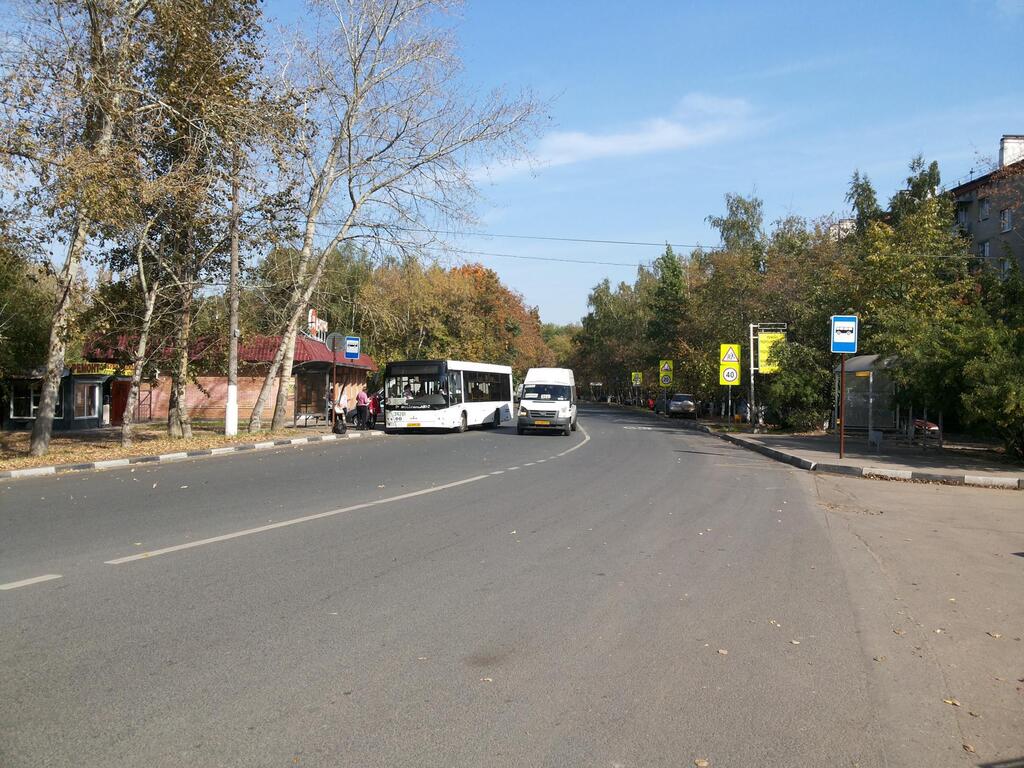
left=225, top=148, right=242, bottom=436
left=748, top=324, right=756, bottom=431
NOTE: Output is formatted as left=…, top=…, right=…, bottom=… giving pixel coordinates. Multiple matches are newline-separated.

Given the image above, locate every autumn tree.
left=246, top=0, right=540, bottom=432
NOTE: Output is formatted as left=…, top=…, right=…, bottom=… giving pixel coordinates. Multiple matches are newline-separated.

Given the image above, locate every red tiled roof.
left=86, top=334, right=377, bottom=372
left=240, top=335, right=377, bottom=371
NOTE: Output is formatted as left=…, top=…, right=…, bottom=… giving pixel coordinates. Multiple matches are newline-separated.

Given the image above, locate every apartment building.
left=949, top=134, right=1024, bottom=274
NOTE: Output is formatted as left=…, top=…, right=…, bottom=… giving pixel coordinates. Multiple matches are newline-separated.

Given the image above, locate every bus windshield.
left=523, top=384, right=571, bottom=401
left=385, top=364, right=459, bottom=410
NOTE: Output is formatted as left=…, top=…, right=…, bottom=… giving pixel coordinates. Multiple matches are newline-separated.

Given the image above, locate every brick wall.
left=148, top=376, right=292, bottom=422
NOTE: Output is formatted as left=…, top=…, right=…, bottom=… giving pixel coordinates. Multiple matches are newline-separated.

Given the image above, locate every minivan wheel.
left=516, top=426, right=525, bottom=435
left=570, top=418, right=577, bottom=432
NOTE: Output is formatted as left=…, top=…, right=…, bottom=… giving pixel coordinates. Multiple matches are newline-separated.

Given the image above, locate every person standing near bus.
left=356, top=387, right=369, bottom=430
left=368, top=391, right=380, bottom=428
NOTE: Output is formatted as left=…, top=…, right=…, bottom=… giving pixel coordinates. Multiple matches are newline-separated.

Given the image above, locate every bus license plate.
left=534, top=419, right=550, bottom=425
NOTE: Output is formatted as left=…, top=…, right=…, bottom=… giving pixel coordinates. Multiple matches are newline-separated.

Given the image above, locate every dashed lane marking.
left=106, top=425, right=591, bottom=566
left=0, top=574, right=63, bottom=591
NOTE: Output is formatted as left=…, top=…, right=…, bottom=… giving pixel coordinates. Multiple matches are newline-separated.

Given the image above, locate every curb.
left=0, top=430, right=384, bottom=481
left=706, top=430, right=1022, bottom=490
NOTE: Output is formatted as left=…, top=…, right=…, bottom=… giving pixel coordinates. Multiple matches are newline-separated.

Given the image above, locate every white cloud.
left=477, top=93, right=757, bottom=182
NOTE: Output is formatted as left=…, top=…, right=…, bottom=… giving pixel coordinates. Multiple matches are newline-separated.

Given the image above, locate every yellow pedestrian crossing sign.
left=659, top=359, right=673, bottom=387
left=719, top=343, right=741, bottom=386
left=631, top=371, right=643, bottom=386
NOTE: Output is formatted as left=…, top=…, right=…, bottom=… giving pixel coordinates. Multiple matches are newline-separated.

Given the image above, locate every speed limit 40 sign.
left=719, top=344, right=740, bottom=386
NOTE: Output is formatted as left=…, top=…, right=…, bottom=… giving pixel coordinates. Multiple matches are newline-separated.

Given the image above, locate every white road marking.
left=105, top=424, right=593, bottom=566
left=106, top=474, right=490, bottom=565
left=0, top=574, right=62, bottom=591
left=536, top=459, right=546, bottom=463
left=490, top=471, right=505, bottom=475
left=524, top=462, right=535, bottom=466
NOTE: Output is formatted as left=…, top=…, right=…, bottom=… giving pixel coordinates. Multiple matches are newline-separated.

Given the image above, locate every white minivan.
left=516, top=368, right=578, bottom=436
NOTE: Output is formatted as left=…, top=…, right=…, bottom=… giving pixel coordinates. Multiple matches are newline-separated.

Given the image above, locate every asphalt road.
left=2, top=405, right=890, bottom=767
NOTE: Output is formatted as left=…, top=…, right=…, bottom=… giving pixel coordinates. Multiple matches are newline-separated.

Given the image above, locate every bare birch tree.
left=247, top=0, right=539, bottom=431
left=1, top=0, right=153, bottom=456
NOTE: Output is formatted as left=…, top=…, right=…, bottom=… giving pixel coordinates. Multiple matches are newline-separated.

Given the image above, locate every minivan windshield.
left=523, top=384, right=571, bottom=401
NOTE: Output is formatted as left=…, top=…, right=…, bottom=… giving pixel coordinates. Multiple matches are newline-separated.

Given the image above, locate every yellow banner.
left=757, top=333, right=785, bottom=374
left=69, top=363, right=135, bottom=376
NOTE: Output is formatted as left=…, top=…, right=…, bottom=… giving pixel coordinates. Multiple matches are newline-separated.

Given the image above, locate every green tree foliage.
left=571, top=155, right=1024, bottom=455
left=762, top=341, right=832, bottom=431
left=0, top=222, right=57, bottom=379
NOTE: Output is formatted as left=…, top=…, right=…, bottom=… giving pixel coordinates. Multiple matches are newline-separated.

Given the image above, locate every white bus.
left=383, top=359, right=514, bottom=433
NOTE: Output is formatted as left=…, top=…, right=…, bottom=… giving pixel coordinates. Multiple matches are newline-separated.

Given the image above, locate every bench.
left=294, top=409, right=326, bottom=428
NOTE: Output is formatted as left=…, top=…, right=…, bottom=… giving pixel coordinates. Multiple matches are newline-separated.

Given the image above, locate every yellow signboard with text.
left=757, top=332, right=785, bottom=374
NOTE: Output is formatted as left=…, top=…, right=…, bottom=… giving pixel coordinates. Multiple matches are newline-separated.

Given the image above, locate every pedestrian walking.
left=356, top=387, right=369, bottom=430
left=332, top=390, right=349, bottom=434
left=368, top=391, right=381, bottom=428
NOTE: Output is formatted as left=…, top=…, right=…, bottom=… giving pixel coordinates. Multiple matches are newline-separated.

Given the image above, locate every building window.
left=74, top=382, right=100, bottom=419
left=1000, top=208, right=1013, bottom=233
left=978, top=240, right=991, bottom=259
left=979, top=198, right=990, bottom=221
left=956, top=206, right=969, bottom=228
left=9, top=381, right=63, bottom=420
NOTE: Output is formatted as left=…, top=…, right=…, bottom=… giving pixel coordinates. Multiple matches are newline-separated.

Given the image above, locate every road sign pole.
left=839, top=353, right=847, bottom=459
left=748, top=324, right=755, bottom=430
left=332, top=346, right=337, bottom=423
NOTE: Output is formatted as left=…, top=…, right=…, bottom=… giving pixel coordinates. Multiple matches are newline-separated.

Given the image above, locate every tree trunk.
left=29, top=214, right=89, bottom=456
left=270, top=325, right=298, bottom=431
left=168, top=288, right=193, bottom=439
left=248, top=303, right=304, bottom=432
left=120, top=278, right=159, bottom=448
left=226, top=149, right=242, bottom=436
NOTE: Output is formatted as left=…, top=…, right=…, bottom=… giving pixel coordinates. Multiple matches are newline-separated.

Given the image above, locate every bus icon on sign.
left=830, top=315, right=858, bottom=353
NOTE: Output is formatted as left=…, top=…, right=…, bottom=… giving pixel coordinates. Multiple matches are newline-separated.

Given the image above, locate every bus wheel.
left=490, top=410, right=501, bottom=429
left=457, top=412, right=468, bottom=433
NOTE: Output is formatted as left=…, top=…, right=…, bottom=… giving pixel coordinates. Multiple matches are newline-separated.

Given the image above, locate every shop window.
left=10, top=381, right=63, bottom=419
left=74, top=382, right=100, bottom=419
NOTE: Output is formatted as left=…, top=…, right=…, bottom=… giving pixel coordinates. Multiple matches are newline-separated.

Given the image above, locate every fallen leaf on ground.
left=969, top=711, right=980, bottom=718
left=790, top=640, right=800, bottom=645
left=962, top=744, right=975, bottom=754
left=694, top=760, right=710, bottom=767
left=893, top=629, right=906, bottom=636
left=986, top=632, right=1002, bottom=639
left=873, top=655, right=887, bottom=662
left=943, top=698, right=961, bottom=707
left=480, top=677, right=493, bottom=682
left=717, top=649, right=728, bottom=655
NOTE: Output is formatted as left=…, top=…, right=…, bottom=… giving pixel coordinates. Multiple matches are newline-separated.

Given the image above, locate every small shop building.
left=1, top=334, right=376, bottom=432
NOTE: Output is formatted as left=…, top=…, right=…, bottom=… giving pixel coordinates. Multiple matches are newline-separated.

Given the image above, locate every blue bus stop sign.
left=344, top=336, right=361, bottom=360
left=830, top=315, right=858, bottom=354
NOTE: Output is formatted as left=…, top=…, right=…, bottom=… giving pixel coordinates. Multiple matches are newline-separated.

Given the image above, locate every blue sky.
left=274, top=0, right=1024, bottom=324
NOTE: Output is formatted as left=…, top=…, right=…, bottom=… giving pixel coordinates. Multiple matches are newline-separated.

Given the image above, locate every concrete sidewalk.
left=714, top=430, right=1024, bottom=489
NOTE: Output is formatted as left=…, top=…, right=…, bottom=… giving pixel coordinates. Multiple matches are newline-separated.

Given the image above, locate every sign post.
left=748, top=323, right=787, bottom=430
left=325, top=332, right=347, bottom=422
left=830, top=315, right=859, bottom=459
left=719, top=343, right=740, bottom=424
left=659, top=359, right=673, bottom=389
